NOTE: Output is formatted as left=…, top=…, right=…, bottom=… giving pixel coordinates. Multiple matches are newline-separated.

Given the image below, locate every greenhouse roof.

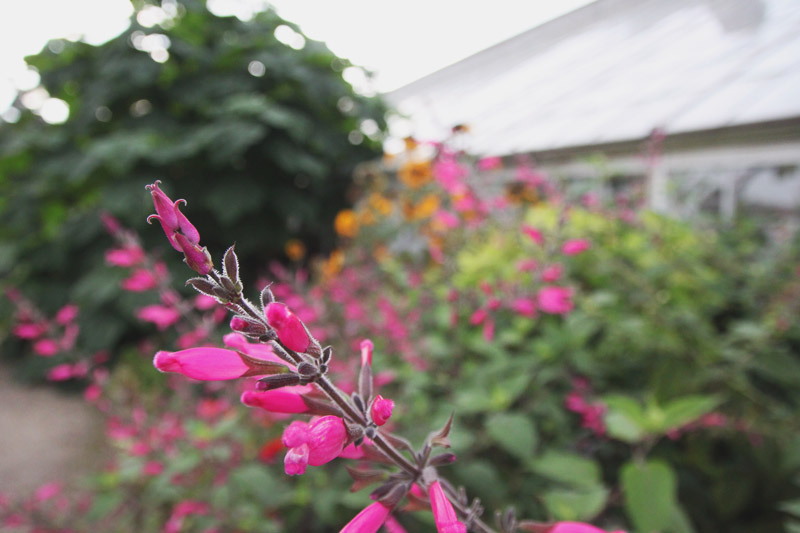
left=386, top=0, right=800, bottom=156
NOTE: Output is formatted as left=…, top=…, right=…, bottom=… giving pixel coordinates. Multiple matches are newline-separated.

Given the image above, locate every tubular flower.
left=537, top=286, right=574, bottom=315
left=266, top=302, right=310, bottom=352
left=153, top=347, right=291, bottom=381
left=281, top=416, right=348, bottom=475
left=370, top=395, right=394, bottom=426
left=339, top=501, right=392, bottom=533
left=241, top=387, right=312, bottom=414
left=429, top=481, right=467, bottom=533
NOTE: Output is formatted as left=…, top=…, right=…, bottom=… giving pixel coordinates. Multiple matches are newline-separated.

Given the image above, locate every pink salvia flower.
left=541, top=264, right=563, bottom=283
left=384, top=515, right=408, bottom=533
left=282, top=416, right=348, bottom=475
left=174, top=232, right=213, bottom=275
left=371, top=395, right=394, bottom=426
left=469, top=308, right=487, bottom=326
left=46, top=364, right=74, bottom=382
left=284, top=443, right=310, bottom=475
left=429, top=480, right=467, bottom=533
left=241, top=388, right=311, bottom=414
left=517, top=259, right=539, bottom=273
left=477, top=156, right=502, bottom=171
left=266, top=302, right=310, bottom=352
left=146, top=181, right=180, bottom=232
left=339, top=501, right=392, bottom=533
left=55, top=304, right=79, bottom=325
left=11, top=322, right=46, bottom=339
left=137, top=305, right=181, bottom=331
left=33, top=338, right=59, bottom=357
left=105, top=246, right=145, bottom=267
left=562, top=239, right=591, bottom=255
left=33, top=482, right=62, bottom=503
left=511, top=298, right=537, bottom=318
left=121, top=269, right=158, bottom=292
left=537, top=287, right=574, bottom=315
left=153, top=347, right=250, bottom=380
left=522, top=224, right=544, bottom=245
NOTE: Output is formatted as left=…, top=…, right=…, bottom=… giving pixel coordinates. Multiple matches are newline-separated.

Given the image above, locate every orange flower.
left=403, top=136, right=419, bottom=151
left=372, top=245, right=389, bottom=262
left=358, top=209, right=377, bottom=226
left=368, top=193, right=394, bottom=216
left=403, top=194, right=440, bottom=221
left=398, top=160, right=432, bottom=189
left=284, top=239, right=306, bottom=261
left=322, top=249, right=344, bottom=278
left=334, top=210, right=359, bottom=238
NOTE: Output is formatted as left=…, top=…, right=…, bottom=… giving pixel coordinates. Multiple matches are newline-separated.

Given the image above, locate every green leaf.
left=621, top=460, right=679, bottom=533
left=486, top=412, right=538, bottom=460
left=659, top=395, right=720, bottom=431
left=603, top=395, right=647, bottom=443
left=542, top=486, right=609, bottom=521
left=529, top=450, right=602, bottom=489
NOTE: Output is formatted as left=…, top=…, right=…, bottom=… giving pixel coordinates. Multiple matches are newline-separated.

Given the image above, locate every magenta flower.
left=153, top=347, right=251, bottom=380
left=469, top=308, right=488, bottom=326
left=121, top=269, right=158, bottom=292
left=55, top=304, right=79, bottom=325
left=429, top=480, right=467, bottom=533
left=371, top=395, right=394, bottom=426
left=522, top=224, right=544, bottom=245
left=266, top=302, right=310, bottom=352
left=33, top=338, right=59, bottom=357
left=339, top=501, right=392, bottom=533
left=541, top=264, right=563, bottom=283
left=46, top=364, right=74, bottom=382
left=477, top=156, right=502, bottom=171
left=562, top=239, right=591, bottom=255
left=360, top=339, right=374, bottom=366
left=537, top=286, right=574, bottom=315
left=12, top=322, right=46, bottom=339
left=511, top=298, right=537, bottom=318
left=104, top=246, right=145, bottom=267
left=241, top=387, right=312, bottom=414
left=282, top=416, right=348, bottom=475
left=137, top=305, right=181, bottom=331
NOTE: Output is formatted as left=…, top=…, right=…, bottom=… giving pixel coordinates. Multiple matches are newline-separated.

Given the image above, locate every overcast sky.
left=0, top=0, right=593, bottom=120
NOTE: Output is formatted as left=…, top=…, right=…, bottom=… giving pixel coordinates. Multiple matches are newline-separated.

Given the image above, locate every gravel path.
left=0, top=366, right=105, bottom=500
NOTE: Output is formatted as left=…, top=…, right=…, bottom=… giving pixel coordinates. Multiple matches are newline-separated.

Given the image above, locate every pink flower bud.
left=562, top=239, right=591, bottom=255
left=339, top=501, right=392, bottom=533
left=360, top=339, right=374, bottom=366
left=153, top=348, right=250, bottom=380
left=371, top=395, right=394, bottom=426
left=174, top=233, right=213, bottom=275
left=266, top=302, right=310, bottom=352
left=537, top=286, right=574, bottom=315
left=12, top=322, right=46, bottom=339
left=137, top=305, right=181, bottom=331
left=429, top=481, right=466, bottom=533
left=241, top=388, right=310, bottom=414
left=522, top=224, right=544, bottom=245
left=146, top=181, right=179, bottom=231
left=173, top=200, right=200, bottom=244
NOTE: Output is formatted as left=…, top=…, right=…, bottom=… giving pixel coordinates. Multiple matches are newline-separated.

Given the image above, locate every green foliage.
left=0, top=0, right=387, bottom=373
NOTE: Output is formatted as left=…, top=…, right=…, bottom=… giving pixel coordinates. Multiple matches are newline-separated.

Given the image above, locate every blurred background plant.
left=1, top=1, right=800, bottom=532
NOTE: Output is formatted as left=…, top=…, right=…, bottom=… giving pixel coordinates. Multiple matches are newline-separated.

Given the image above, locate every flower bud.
left=429, top=481, right=466, bottom=533
left=266, top=302, right=310, bottom=352
left=174, top=233, right=213, bottom=276
left=360, top=339, right=374, bottom=366
left=371, top=395, right=394, bottom=426
left=241, top=388, right=310, bottom=414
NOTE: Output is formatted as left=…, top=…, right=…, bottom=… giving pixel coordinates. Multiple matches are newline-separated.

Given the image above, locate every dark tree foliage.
left=0, top=0, right=388, bottom=373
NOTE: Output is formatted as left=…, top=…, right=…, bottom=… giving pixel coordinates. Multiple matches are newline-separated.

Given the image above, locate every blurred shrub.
left=0, top=0, right=387, bottom=373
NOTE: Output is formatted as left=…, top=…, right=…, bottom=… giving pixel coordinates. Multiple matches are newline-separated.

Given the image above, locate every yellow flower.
left=284, top=239, right=306, bottom=261
left=322, top=249, right=344, bottom=278
left=368, top=193, right=394, bottom=216
left=334, top=209, right=359, bottom=238
left=398, top=160, right=433, bottom=189
left=403, top=194, right=440, bottom=221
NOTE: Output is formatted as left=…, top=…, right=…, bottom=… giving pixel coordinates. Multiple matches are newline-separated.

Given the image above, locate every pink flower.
left=537, top=287, right=574, bottom=315
left=469, top=308, right=487, bottom=326
left=339, top=501, right=392, bottom=533
left=429, top=481, right=467, bottom=533
left=33, top=338, right=59, bottom=357
left=223, top=333, right=290, bottom=367
left=384, top=515, right=408, bottom=533
left=360, top=339, right=374, bottom=366
left=33, top=482, right=62, bottom=503
left=477, top=156, right=502, bottom=171
left=121, top=269, right=158, bottom=292
left=517, top=259, right=539, bottom=273
left=541, top=264, right=563, bottom=283
left=137, top=305, right=181, bottom=331
left=434, top=210, right=460, bottom=229
left=55, top=304, right=79, bottom=325
left=194, top=294, right=216, bottom=310
left=105, top=246, right=145, bottom=267
left=483, top=319, right=495, bottom=341
left=241, top=387, right=312, bottom=414
left=510, top=298, right=537, bottom=318
left=46, top=364, right=74, bottom=382
left=562, top=239, right=591, bottom=255
left=143, top=461, right=164, bottom=476
left=175, top=232, right=213, bottom=275
left=371, top=395, right=394, bottom=426
left=522, top=224, right=544, bottom=245
left=266, top=302, right=310, bottom=352
left=282, top=416, right=348, bottom=475
left=12, top=322, right=46, bottom=339
left=153, top=348, right=250, bottom=380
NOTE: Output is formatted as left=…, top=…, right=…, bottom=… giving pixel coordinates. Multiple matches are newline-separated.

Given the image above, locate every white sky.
left=0, top=0, right=594, bottom=121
